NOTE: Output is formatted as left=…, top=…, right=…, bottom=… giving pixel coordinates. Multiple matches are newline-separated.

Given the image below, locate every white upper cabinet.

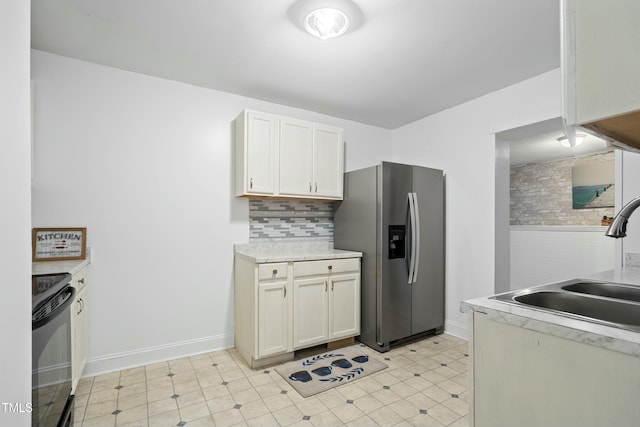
left=562, top=0, right=640, bottom=151
left=279, top=117, right=314, bottom=197
left=313, top=124, right=344, bottom=199
left=279, top=119, right=344, bottom=199
left=235, top=110, right=278, bottom=196
left=235, top=110, right=344, bottom=200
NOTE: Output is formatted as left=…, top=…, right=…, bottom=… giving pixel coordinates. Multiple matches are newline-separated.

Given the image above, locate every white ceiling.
left=31, top=0, right=561, bottom=130
left=501, top=118, right=612, bottom=166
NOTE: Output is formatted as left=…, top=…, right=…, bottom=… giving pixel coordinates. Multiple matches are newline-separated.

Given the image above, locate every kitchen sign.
left=32, top=227, right=87, bottom=261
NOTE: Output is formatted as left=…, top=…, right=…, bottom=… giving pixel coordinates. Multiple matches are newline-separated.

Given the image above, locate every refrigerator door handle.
left=412, top=192, right=421, bottom=284
left=408, top=192, right=417, bottom=284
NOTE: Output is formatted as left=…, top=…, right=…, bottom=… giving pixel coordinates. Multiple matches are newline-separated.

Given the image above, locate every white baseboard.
left=33, top=362, right=72, bottom=388
left=445, top=319, right=469, bottom=341
left=83, top=333, right=234, bottom=378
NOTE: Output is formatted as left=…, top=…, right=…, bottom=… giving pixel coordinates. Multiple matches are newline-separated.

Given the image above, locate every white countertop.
left=234, top=241, right=362, bottom=263
left=461, top=266, right=640, bottom=357
left=32, top=257, right=90, bottom=276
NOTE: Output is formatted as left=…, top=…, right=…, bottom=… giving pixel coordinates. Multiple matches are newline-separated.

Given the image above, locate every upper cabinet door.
left=279, top=117, right=314, bottom=197
left=235, top=110, right=278, bottom=196
left=562, top=0, right=640, bottom=151
left=313, top=124, right=344, bottom=199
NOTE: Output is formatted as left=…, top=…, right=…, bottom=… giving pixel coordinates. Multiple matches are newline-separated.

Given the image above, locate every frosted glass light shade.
left=304, top=8, right=350, bottom=40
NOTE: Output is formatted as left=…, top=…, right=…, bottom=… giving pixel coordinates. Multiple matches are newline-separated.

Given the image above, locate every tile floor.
left=74, top=334, right=469, bottom=427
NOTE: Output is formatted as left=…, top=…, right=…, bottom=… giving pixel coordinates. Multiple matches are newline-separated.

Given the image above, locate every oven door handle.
left=32, top=286, right=75, bottom=331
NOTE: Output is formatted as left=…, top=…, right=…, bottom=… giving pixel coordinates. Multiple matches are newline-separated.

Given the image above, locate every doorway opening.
left=494, top=117, right=615, bottom=294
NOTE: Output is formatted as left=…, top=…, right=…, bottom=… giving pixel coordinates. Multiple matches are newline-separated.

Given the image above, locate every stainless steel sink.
left=562, top=281, right=640, bottom=303
left=491, top=279, right=640, bottom=332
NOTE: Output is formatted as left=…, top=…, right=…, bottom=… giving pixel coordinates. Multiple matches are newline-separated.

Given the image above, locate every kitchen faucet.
left=606, top=196, right=640, bottom=238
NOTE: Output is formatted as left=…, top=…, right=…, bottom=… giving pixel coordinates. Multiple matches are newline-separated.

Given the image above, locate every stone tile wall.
left=510, top=151, right=615, bottom=225
left=249, top=198, right=334, bottom=241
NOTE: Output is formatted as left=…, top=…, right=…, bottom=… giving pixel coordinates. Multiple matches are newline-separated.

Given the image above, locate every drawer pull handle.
left=272, top=269, right=278, bottom=275
left=328, top=265, right=333, bottom=271
left=78, top=278, right=85, bottom=284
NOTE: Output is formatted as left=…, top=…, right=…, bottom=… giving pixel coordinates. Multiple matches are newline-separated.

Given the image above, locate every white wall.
left=391, top=69, right=562, bottom=338
left=30, top=50, right=392, bottom=375
left=0, top=2, right=31, bottom=426
left=510, top=227, right=614, bottom=289
left=31, top=48, right=640, bottom=374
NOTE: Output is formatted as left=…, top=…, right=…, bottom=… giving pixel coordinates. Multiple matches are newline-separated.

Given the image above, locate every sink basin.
left=562, top=281, right=640, bottom=303
left=491, top=279, right=640, bottom=332
left=514, top=291, right=640, bottom=329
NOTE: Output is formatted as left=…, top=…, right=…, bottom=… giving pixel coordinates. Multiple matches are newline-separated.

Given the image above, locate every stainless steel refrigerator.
left=334, top=162, right=445, bottom=352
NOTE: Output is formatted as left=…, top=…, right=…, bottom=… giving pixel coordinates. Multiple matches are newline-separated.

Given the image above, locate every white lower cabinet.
left=234, top=256, right=360, bottom=368
left=471, top=312, right=640, bottom=427
left=257, top=280, right=289, bottom=357
left=70, top=267, right=88, bottom=393
left=293, top=277, right=330, bottom=349
left=329, top=274, right=360, bottom=339
left=292, top=259, right=360, bottom=349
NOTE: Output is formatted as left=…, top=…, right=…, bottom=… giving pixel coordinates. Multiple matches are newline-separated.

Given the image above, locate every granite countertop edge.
left=462, top=267, right=640, bottom=357
left=234, top=242, right=363, bottom=263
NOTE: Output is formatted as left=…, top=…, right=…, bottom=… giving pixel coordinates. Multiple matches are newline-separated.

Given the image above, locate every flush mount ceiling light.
left=557, top=134, right=586, bottom=148
left=304, top=8, right=350, bottom=40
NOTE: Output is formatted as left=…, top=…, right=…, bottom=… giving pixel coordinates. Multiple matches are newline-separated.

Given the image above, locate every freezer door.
left=378, top=162, right=413, bottom=344
left=411, top=166, right=445, bottom=334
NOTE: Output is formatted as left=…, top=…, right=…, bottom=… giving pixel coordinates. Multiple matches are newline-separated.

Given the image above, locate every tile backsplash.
left=249, top=198, right=335, bottom=242
left=510, top=151, right=615, bottom=225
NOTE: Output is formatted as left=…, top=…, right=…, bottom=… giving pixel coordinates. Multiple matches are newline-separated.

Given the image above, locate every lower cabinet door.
left=293, top=277, right=329, bottom=349
left=329, top=274, right=360, bottom=339
left=257, top=281, right=289, bottom=357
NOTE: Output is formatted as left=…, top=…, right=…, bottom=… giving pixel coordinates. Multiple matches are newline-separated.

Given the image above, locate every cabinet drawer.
left=294, top=258, right=359, bottom=277
left=258, top=263, right=288, bottom=280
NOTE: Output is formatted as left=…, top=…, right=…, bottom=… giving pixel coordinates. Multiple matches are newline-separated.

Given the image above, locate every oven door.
left=32, top=285, right=75, bottom=427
